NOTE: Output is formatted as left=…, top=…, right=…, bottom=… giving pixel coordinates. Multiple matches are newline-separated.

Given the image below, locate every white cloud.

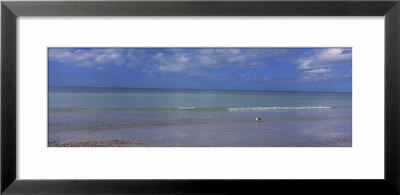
left=227, top=55, right=245, bottom=62
left=154, top=52, right=163, bottom=59
left=142, top=48, right=284, bottom=76
left=296, top=48, right=351, bottom=81
left=95, top=53, right=120, bottom=63
left=304, top=68, right=332, bottom=74
left=49, top=48, right=287, bottom=78
left=49, top=48, right=125, bottom=67
left=317, top=48, right=351, bottom=61
left=297, top=58, right=313, bottom=70
left=297, top=48, right=351, bottom=70
left=177, top=55, right=189, bottom=63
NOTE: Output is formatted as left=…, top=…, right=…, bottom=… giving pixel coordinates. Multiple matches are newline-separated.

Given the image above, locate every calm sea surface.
left=48, top=87, right=352, bottom=147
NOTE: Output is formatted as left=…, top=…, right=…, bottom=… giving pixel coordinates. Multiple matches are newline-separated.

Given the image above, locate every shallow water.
left=48, top=87, right=352, bottom=147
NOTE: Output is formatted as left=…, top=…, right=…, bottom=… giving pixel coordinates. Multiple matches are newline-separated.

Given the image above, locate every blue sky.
left=48, top=48, right=352, bottom=92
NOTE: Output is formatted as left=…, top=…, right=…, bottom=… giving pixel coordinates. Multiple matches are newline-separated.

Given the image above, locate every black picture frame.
left=2, top=0, right=400, bottom=194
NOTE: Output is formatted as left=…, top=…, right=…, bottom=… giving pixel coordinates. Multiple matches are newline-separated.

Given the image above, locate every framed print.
left=2, top=0, right=400, bottom=194
left=47, top=47, right=352, bottom=148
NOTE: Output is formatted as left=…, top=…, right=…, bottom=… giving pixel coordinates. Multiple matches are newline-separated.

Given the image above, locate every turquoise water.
left=48, top=87, right=352, bottom=147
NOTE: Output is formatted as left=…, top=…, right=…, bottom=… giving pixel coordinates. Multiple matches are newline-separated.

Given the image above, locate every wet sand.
left=48, top=139, right=148, bottom=147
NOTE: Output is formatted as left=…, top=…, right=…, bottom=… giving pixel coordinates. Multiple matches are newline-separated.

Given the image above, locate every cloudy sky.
left=48, top=48, right=352, bottom=92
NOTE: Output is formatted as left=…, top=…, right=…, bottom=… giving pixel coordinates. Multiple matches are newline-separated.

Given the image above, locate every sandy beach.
left=48, top=139, right=148, bottom=147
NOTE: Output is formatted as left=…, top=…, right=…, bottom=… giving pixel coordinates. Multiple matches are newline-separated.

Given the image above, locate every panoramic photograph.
left=48, top=48, right=352, bottom=147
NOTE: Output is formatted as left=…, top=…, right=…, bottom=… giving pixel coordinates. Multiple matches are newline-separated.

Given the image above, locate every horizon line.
left=48, top=85, right=352, bottom=94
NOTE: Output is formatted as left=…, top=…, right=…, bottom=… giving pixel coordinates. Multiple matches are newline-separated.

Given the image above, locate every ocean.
left=48, top=87, right=352, bottom=147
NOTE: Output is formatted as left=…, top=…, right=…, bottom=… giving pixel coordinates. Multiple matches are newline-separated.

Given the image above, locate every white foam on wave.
left=228, top=106, right=332, bottom=111
left=178, top=107, right=197, bottom=110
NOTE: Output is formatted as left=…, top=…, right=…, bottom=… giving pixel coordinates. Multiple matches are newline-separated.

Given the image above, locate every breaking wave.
left=228, top=106, right=332, bottom=111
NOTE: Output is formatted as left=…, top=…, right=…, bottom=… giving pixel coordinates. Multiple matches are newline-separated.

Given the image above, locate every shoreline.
left=48, top=138, right=351, bottom=147
left=48, top=139, right=148, bottom=147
